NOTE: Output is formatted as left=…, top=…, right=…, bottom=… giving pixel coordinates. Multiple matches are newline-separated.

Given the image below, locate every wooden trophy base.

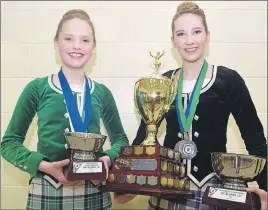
left=63, top=159, right=106, bottom=181
left=202, top=186, right=261, bottom=210
left=99, top=184, right=195, bottom=200
left=99, top=145, right=195, bottom=201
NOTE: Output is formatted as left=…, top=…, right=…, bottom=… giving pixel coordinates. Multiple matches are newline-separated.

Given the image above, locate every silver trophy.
left=202, top=152, right=266, bottom=210
left=63, top=132, right=107, bottom=181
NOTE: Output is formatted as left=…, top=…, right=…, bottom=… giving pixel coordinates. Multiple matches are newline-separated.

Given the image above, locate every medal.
left=175, top=133, right=197, bottom=159
left=174, top=60, right=208, bottom=159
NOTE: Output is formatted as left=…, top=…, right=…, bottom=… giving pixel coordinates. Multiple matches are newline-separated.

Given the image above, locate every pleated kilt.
left=26, top=177, right=112, bottom=210
left=148, top=176, right=223, bottom=210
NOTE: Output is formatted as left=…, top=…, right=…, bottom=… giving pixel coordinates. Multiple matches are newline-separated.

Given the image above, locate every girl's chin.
left=182, top=55, right=202, bottom=63
left=64, top=63, right=87, bottom=70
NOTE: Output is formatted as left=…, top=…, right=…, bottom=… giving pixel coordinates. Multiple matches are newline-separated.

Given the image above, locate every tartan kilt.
left=26, top=177, right=112, bottom=210
left=148, top=176, right=222, bottom=210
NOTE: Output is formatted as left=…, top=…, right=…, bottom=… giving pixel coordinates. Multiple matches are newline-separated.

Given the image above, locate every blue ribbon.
left=58, top=69, right=91, bottom=132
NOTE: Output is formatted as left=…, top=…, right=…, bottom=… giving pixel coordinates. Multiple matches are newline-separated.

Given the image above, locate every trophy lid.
left=211, top=152, right=266, bottom=180
left=65, top=132, right=107, bottom=151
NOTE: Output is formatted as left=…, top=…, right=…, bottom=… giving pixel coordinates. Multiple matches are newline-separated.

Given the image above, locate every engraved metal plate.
left=180, top=165, right=185, bottom=177
left=167, top=178, right=174, bottom=188
left=117, top=174, right=126, bottom=184
left=174, top=179, right=179, bottom=188
left=178, top=179, right=185, bottom=188
left=168, top=162, right=173, bottom=172
left=131, top=159, right=157, bottom=171
left=146, top=146, right=156, bottom=155
left=160, top=147, right=164, bottom=156
left=161, top=160, right=167, bottom=171
left=122, top=147, right=132, bottom=156
left=208, top=187, right=247, bottom=203
left=175, top=165, right=180, bottom=173
left=126, top=175, right=136, bottom=184
left=134, top=146, right=143, bottom=155
left=174, top=152, right=181, bottom=161
left=136, top=175, right=146, bottom=185
left=147, top=176, right=158, bottom=186
left=185, top=179, right=190, bottom=189
left=114, top=158, right=131, bottom=170
left=168, top=149, right=174, bottom=159
left=161, top=147, right=168, bottom=157
left=73, top=162, right=102, bottom=173
left=115, top=159, right=157, bottom=171
left=161, top=176, right=167, bottom=187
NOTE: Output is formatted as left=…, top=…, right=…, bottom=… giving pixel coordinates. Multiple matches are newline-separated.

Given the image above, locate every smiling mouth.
left=184, top=48, right=197, bottom=53
left=69, top=52, right=84, bottom=59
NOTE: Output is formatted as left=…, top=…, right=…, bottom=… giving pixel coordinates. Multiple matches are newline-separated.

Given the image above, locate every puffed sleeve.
left=227, top=70, right=267, bottom=191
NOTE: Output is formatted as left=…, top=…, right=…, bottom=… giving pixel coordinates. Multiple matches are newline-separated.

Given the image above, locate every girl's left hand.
left=90, top=155, right=111, bottom=186
left=246, top=187, right=267, bottom=210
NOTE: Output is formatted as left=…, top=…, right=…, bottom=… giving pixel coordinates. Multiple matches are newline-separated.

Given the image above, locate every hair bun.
left=177, top=1, right=199, bottom=12
left=63, top=9, right=90, bottom=19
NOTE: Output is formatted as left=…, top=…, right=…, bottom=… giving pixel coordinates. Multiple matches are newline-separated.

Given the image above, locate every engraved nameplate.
left=208, top=187, right=247, bottom=203
left=115, top=159, right=157, bottom=171
left=73, top=162, right=102, bottom=173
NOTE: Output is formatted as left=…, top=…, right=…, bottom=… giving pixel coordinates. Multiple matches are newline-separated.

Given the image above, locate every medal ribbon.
left=176, top=60, right=208, bottom=133
left=58, top=69, right=92, bottom=132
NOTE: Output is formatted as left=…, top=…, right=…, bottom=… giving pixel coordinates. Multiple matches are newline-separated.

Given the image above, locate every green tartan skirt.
left=26, top=177, right=112, bottom=210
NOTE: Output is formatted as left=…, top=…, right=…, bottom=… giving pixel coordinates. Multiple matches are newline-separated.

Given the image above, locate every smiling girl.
left=1, top=9, right=129, bottom=210
left=130, top=1, right=267, bottom=210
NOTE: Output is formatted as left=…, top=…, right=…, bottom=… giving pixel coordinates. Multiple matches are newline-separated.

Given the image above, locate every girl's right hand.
left=39, top=159, right=80, bottom=185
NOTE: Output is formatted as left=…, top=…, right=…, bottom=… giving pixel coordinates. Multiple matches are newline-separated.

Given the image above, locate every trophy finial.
left=149, top=50, right=165, bottom=74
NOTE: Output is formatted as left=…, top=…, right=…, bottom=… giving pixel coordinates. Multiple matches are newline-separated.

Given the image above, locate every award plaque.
left=202, top=152, right=266, bottom=210
left=63, top=132, right=107, bottom=181
left=99, top=51, right=195, bottom=200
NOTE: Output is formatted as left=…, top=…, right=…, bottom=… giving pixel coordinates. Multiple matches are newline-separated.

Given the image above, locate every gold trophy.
left=202, top=152, right=266, bottom=210
left=134, top=50, right=176, bottom=145
left=99, top=51, right=195, bottom=200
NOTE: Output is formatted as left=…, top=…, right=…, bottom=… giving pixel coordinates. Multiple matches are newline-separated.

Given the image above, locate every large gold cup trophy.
left=134, top=51, right=176, bottom=145
left=99, top=51, right=195, bottom=200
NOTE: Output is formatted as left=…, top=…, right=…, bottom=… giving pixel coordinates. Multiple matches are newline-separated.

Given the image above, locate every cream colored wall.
left=1, top=1, right=267, bottom=209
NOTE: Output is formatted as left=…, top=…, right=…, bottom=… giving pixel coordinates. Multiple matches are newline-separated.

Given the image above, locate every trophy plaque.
left=202, top=152, right=266, bottom=210
left=63, top=132, right=107, bottom=181
left=99, top=51, right=195, bottom=200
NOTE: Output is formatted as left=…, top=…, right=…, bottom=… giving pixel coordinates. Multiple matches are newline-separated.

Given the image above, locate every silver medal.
left=174, top=140, right=197, bottom=159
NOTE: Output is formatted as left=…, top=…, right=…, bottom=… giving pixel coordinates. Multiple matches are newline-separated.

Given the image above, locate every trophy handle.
left=164, top=76, right=178, bottom=112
